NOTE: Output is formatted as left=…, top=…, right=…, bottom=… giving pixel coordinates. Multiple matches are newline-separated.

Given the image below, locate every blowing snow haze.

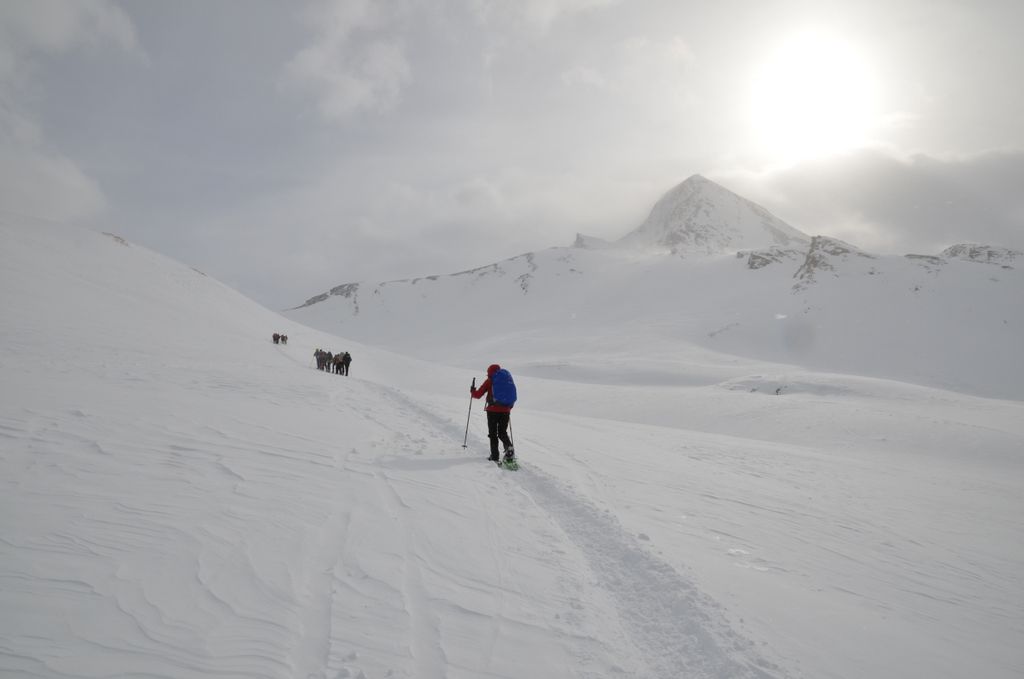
left=287, top=175, right=1024, bottom=400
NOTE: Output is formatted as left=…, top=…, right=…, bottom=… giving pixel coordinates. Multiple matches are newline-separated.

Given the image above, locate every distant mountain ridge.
left=285, top=175, right=1024, bottom=399
left=297, top=174, right=808, bottom=309
left=293, top=174, right=1020, bottom=308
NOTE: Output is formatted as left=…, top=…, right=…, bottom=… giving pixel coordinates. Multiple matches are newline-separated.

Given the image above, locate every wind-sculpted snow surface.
left=1, top=221, right=788, bottom=679
left=3, top=220, right=1023, bottom=679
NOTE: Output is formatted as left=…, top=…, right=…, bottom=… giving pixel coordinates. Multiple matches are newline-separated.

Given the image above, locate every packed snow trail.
left=355, top=379, right=787, bottom=679
left=513, top=465, right=782, bottom=679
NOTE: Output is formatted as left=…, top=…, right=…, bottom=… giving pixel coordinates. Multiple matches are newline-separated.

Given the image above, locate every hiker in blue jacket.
left=470, top=363, right=515, bottom=463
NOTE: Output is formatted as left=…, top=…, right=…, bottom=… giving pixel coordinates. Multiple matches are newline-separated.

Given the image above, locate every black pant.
left=486, top=410, right=512, bottom=457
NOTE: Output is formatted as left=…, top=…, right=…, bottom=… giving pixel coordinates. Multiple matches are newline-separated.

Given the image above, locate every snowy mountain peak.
left=616, top=174, right=810, bottom=255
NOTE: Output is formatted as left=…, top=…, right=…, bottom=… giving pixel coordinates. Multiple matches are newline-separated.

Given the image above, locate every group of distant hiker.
left=275, top=334, right=517, bottom=467
left=314, top=348, right=352, bottom=375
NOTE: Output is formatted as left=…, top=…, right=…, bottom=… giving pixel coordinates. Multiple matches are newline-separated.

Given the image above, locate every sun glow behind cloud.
left=747, top=29, right=879, bottom=164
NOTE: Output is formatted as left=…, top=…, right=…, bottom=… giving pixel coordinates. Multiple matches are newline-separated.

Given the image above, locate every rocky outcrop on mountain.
left=903, top=254, right=946, bottom=275
left=793, top=236, right=876, bottom=290
left=739, top=246, right=807, bottom=270
left=297, top=282, right=360, bottom=310
left=617, top=174, right=809, bottom=256
left=941, top=244, right=1022, bottom=267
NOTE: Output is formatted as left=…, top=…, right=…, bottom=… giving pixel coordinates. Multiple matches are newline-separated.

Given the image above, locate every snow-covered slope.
left=3, top=220, right=1023, bottom=679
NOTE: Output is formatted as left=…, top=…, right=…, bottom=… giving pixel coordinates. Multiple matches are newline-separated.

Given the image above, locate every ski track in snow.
left=375, top=468, right=448, bottom=678
left=288, top=444, right=352, bottom=679
left=363, top=381, right=785, bottom=679
left=515, top=467, right=782, bottom=679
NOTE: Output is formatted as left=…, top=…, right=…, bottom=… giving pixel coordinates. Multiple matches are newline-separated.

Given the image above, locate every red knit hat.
left=487, top=363, right=500, bottom=376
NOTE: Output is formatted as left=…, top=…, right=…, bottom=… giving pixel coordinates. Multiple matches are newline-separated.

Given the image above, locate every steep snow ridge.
left=288, top=245, right=651, bottom=354
left=616, top=174, right=810, bottom=255
left=295, top=250, right=557, bottom=312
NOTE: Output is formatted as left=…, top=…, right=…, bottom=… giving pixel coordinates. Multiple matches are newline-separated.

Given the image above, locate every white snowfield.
left=2, top=219, right=1023, bottom=679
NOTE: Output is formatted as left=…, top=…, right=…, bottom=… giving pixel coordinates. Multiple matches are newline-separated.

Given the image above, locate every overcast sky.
left=2, top=0, right=1022, bottom=309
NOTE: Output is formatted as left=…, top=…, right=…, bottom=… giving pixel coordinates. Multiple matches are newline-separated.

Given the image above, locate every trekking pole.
left=462, top=378, right=475, bottom=448
left=508, top=419, right=514, bottom=452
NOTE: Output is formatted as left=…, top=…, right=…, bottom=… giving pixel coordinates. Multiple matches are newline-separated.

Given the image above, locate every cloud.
left=723, top=148, right=1024, bottom=253
left=521, top=0, right=621, bottom=29
left=283, top=0, right=412, bottom=120
left=0, top=109, right=106, bottom=223
left=0, top=0, right=138, bottom=84
left=0, top=0, right=139, bottom=224
left=560, top=65, right=607, bottom=88
left=561, top=35, right=695, bottom=97
left=172, top=159, right=654, bottom=310
left=468, top=0, right=622, bottom=31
